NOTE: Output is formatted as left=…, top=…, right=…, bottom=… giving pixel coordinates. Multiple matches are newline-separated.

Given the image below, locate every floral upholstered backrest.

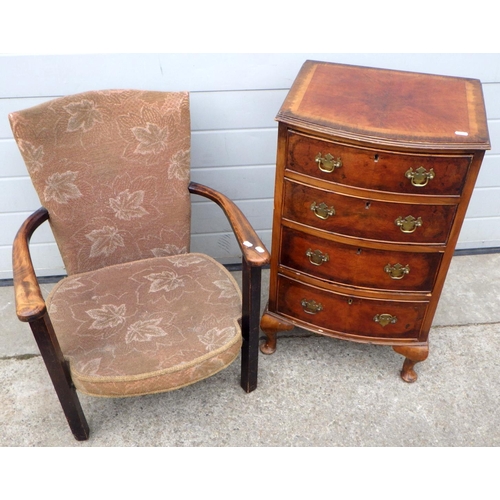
left=10, top=90, right=191, bottom=275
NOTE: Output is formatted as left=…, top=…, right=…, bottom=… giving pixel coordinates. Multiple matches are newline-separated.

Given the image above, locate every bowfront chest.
left=260, top=60, right=490, bottom=382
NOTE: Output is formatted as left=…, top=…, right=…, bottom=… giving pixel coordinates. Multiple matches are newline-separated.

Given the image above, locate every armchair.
left=10, top=90, right=269, bottom=440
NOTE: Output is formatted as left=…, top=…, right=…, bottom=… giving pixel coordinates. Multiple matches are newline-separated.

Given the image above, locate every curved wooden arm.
left=12, top=207, right=49, bottom=322
left=189, top=182, right=270, bottom=266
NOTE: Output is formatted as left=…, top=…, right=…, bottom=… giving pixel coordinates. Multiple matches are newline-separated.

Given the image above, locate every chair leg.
left=29, top=313, right=90, bottom=441
left=240, top=262, right=262, bottom=393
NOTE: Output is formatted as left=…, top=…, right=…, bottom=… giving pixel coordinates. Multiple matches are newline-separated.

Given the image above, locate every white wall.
left=1, top=53, right=499, bottom=279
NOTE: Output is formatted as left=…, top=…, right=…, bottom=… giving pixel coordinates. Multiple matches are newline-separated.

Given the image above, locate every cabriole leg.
left=260, top=310, right=294, bottom=355
left=392, top=343, right=429, bottom=383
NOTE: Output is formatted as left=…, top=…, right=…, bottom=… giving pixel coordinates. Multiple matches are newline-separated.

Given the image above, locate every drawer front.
left=280, top=226, right=442, bottom=292
left=287, top=131, right=471, bottom=196
left=283, top=179, right=457, bottom=244
left=277, top=275, right=427, bottom=340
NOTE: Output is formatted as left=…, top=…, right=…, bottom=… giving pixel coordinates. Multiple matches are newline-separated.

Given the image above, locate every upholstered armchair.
left=10, top=90, right=270, bottom=440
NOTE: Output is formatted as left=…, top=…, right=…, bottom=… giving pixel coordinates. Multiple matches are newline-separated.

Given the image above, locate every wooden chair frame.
left=13, top=181, right=270, bottom=441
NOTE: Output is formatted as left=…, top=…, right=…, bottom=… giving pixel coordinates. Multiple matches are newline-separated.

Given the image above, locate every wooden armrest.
left=12, top=207, right=50, bottom=322
left=189, top=182, right=270, bottom=267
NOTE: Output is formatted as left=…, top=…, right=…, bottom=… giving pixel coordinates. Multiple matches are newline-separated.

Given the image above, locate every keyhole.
left=357, top=248, right=362, bottom=255
left=374, top=154, right=379, bottom=162
left=365, top=201, right=371, bottom=209
left=348, top=298, right=353, bottom=305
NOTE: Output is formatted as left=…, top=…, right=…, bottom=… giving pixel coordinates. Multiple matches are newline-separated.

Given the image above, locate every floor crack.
left=0, top=354, right=40, bottom=361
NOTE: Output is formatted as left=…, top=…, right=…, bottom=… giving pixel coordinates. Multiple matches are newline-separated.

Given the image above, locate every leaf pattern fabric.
left=64, top=99, right=103, bottom=132
left=86, top=225, right=125, bottom=258
left=109, top=189, right=149, bottom=220
left=132, top=123, right=169, bottom=154
left=46, top=254, right=242, bottom=397
left=145, top=270, right=184, bottom=293
left=44, top=171, right=83, bottom=204
left=86, top=304, right=127, bottom=330
left=125, top=319, right=168, bottom=344
left=18, top=140, right=44, bottom=172
left=9, top=90, right=191, bottom=275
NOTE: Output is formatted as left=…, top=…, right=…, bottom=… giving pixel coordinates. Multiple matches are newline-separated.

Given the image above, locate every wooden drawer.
left=276, top=275, right=427, bottom=340
left=280, top=226, right=442, bottom=292
left=287, top=131, right=471, bottom=196
left=283, top=179, right=457, bottom=244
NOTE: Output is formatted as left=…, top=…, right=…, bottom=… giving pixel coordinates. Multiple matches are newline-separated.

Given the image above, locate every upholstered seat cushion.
left=46, top=253, right=242, bottom=397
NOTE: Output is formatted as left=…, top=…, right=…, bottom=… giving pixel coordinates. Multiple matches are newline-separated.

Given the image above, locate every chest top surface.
left=277, top=60, right=490, bottom=150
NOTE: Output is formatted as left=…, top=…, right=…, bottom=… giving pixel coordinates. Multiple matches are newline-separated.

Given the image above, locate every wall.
left=1, top=53, right=499, bottom=279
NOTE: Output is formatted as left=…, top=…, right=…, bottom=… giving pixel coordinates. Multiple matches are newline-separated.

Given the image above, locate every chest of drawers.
left=260, top=60, right=490, bottom=382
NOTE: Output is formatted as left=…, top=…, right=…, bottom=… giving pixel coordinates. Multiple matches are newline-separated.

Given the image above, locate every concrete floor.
left=1, top=253, right=500, bottom=446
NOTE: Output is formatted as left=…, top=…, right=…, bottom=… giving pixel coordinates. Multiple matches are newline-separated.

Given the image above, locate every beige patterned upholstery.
left=11, top=90, right=191, bottom=275
left=10, top=90, right=242, bottom=399
left=46, top=254, right=242, bottom=397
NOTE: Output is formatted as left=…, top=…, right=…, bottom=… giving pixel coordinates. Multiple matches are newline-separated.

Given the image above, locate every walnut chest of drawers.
left=260, top=60, right=490, bottom=382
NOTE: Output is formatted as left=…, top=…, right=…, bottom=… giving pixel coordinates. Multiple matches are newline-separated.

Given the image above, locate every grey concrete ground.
left=1, top=253, right=500, bottom=446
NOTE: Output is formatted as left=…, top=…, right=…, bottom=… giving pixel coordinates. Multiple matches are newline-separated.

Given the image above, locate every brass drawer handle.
left=384, top=263, right=410, bottom=280
left=395, top=215, right=423, bottom=233
left=373, top=313, right=398, bottom=327
left=301, top=299, right=323, bottom=315
left=315, top=153, right=342, bottom=173
left=405, top=166, right=435, bottom=187
left=311, top=201, right=336, bottom=220
left=306, top=248, right=330, bottom=266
